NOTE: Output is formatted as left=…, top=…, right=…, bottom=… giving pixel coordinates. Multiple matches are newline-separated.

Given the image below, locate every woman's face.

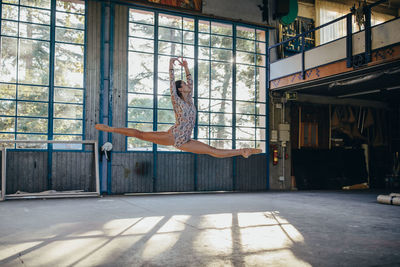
left=178, top=81, right=190, bottom=93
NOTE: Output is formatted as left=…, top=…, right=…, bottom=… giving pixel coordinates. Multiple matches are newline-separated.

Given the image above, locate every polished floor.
left=0, top=191, right=399, bottom=266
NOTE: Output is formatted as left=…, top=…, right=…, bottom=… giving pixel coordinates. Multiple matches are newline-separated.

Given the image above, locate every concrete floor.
left=0, top=191, right=399, bottom=267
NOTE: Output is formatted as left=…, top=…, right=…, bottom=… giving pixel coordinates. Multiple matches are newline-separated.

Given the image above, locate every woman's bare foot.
left=95, top=124, right=114, bottom=132
left=241, top=148, right=262, bottom=158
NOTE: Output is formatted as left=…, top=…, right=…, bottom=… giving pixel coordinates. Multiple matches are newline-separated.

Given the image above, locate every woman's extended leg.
left=95, top=124, right=174, bottom=146
left=179, top=139, right=262, bottom=158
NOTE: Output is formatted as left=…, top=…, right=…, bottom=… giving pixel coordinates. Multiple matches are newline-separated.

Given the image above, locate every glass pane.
left=127, top=108, right=153, bottom=122
left=211, top=48, right=232, bottom=62
left=20, top=6, right=51, bottom=24
left=257, top=42, right=266, bottom=54
left=157, top=123, right=173, bottom=132
left=2, top=4, right=19, bottom=20
left=20, top=0, right=51, bottom=9
left=256, top=30, right=266, bottom=42
left=53, top=119, right=82, bottom=134
left=54, top=88, right=83, bottom=103
left=0, top=117, right=15, bottom=132
left=0, top=37, right=18, bottom=83
left=56, top=28, right=84, bottom=44
left=16, top=134, right=47, bottom=149
left=0, top=134, right=15, bottom=149
left=256, top=67, right=266, bottom=101
left=56, top=0, right=85, bottom=14
left=17, top=118, right=47, bottom=133
left=256, top=128, right=265, bottom=141
left=0, top=100, right=15, bottom=115
left=237, top=26, right=255, bottom=39
left=198, top=60, right=209, bottom=98
left=1, top=21, right=18, bottom=37
left=198, top=33, right=210, bottom=46
left=198, top=126, right=209, bottom=139
left=56, top=12, right=85, bottom=30
left=198, top=112, right=209, bottom=125
left=19, top=23, right=50, bottom=40
left=18, top=85, right=48, bottom=101
left=54, top=103, right=82, bottom=118
left=128, top=93, right=153, bottom=108
left=2, top=0, right=18, bottom=4
left=183, top=31, right=194, bottom=44
left=199, top=20, right=210, bottom=33
left=198, top=98, right=209, bottom=111
left=236, top=64, right=255, bottom=101
left=210, top=139, right=232, bottom=149
left=18, top=39, right=50, bottom=85
left=237, top=51, right=255, bottom=65
left=158, top=95, right=173, bottom=109
left=128, top=52, right=154, bottom=93
left=158, top=27, right=182, bottom=42
left=210, top=126, right=231, bottom=139
left=256, top=103, right=266, bottom=115
left=199, top=47, right=209, bottom=60
left=157, top=109, right=175, bottom=123
left=236, top=114, right=255, bottom=127
left=183, top=18, right=194, bottom=31
left=0, top=84, right=16, bottom=99
left=157, top=56, right=171, bottom=95
left=159, top=13, right=182, bottom=29
left=236, top=101, right=255, bottom=114
left=129, top=37, right=153, bottom=53
left=211, top=35, right=232, bottom=49
left=211, top=22, right=232, bottom=36
left=237, top=140, right=255, bottom=149
left=53, top=134, right=82, bottom=150
left=55, top=43, right=84, bottom=87
left=183, top=45, right=194, bottom=58
left=236, top=127, right=255, bottom=140
left=129, top=9, right=154, bottom=24
left=256, top=115, right=266, bottom=127
left=236, top=38, right=255, bottom=52
left=129, top=23, right=154, bottom=38
left=210, top=112, right=232, bottom=126
left=256, top=141, right=266, bottom=152
left=18, top=102, right=48, bottom=117
left=210, top=63, right=232, bottom=99
left=127, top=123, right=153, bottom=151
left=158, top=41, right=182, bottom=56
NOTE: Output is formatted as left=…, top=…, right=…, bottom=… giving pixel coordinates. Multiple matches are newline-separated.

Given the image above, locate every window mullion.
left=48, top=0, right=56, bottom=142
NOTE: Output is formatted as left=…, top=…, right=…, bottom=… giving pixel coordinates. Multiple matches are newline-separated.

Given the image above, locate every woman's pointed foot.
left=95, top=124, right=113, bottom=132
left=241, top=148, right=262, bottom=158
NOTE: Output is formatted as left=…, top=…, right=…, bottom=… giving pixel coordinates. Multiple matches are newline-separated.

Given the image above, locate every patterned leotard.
left=169, top=68, right=196, bottom=148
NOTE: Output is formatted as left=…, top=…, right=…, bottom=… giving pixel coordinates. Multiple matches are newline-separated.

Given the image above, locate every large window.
left=0, top=0, right=86, bottom=149
left=128, top=8, right=267, bottom=152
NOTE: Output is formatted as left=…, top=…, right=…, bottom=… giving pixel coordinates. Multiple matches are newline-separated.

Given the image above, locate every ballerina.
left=96, top=57, right=262, bottom=158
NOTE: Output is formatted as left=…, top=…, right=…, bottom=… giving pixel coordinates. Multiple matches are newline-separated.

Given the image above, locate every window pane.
left=0, top=117, right=15, bottom=132
left=237, top=140, right=255, bottom=149
left=237, top=51, right=255, bottom=65
left=199, top=47, right=210, bottom=60
left=18, top=102, right=48, bottom=117
left=256, top=128, right=265, bottom=141
left=54, top=88, right=83, bottom=103
left=56, top=0, right=85, bottom=14
left=211, top=35, right=232, bottom=49
left=1, top=20, right=18, bottom=36
left=237, top=127, right=255, bottom=140
left=211, top=22, right=232, bottom=36
left=56, top=12, right=84, bottom=30
left=183, top=18, right=194, bottom=31
left=236, top=38, right=255, bottom=52
left=127, top=123, right=153, bottom=151
left=129, top=23, right=154, bottom=38
left=198, top=33, right=210, bottom=46
left=210, top=126, right=231, bottom=139
left=54, top=103, right=82, bottom=118
left=128, top=52, right=154, bottom=93
left=198, top=126, right=209, bottom=139
left=198, top=112, right=209, bottom=125
left=128, top=108, right=153, bottom=122
left=16, top=134, right=47, bottom=149
left=17, top=118, right=47, bottom=133
left=210, top=112, right=232, bottom=126
left=236, top=64, right=255, bottom=101
left=129, top=9, right=154, bottom=24
left=159, top=13, right=182, bottom=29
left=129, top=37, right=153, bottom=53
left=55, top=43, right=84, bottom=87
left=53, top=135, right=82, bottom=150
left=0, top=100, right=15, bottom=115
left=237, top=26, right=255, bottom=39
left=158, top=27, right=182, bottom=42
left=198, top=98, right=209, bottom=111
left=256, top=141, right=266, bottom=152
left=256, top=116, right=266, bottom=127
left=158, top=109, right=175, bottom=123
left=0, top=134, right=15, bottom=148
left=20, top=0, right=51, bottom=9
left=236, top=114, right=255, bottom=127
left=210, top=139, right=231, bottom=149
left=19, top=23, right=50, bottom=40
left=0, top=37, right=18, bottom=83
left=157, top=123, right=173, bottom=132
left=2, top=4, right=19, bottom=20
left=211, top=48, right=232, bottom=62
left=158, top=41, right=182, bottom=56
left=53, top=119, right=82, bottom=134
left=18, top=39, right=50, bottom=85
left=210, top=62, right=232, bottom=99
left=0, top=84, right=16, bottom=99
left=158, top=95, right=173, bottom=109
left=198, top=60, right=209, bottom=98
left=128, top=93, right=153, bottom=108
left=20, top=6, right=51, bottom=24
left=199, top=20, right=210, bottom=33
left=183, top=31, right=194, bottom=44
left=236, top=101, right=255, bottom=114
left=56, top=28, right=84, bottom=44
left=257, top=42, right=266, bottom=54
left=256, top=103, right=266, bottom=116
left=183, top=44, right=194, bottom=58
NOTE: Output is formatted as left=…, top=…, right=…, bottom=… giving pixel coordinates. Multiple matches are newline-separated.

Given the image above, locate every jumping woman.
left=95, top=57, right=262, bottom=158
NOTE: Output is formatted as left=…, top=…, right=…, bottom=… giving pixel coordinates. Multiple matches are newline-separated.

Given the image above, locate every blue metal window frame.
left=0, top=0, right=88, bottom=151
left=125, top=6, right=268, bottom=154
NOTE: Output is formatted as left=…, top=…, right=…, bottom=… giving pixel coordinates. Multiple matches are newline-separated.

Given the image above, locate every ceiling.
left=271, top=58, right=400, bottom=104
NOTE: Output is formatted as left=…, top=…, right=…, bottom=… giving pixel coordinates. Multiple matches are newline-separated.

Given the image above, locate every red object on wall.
left=273, top=146, right=279, bottom=165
